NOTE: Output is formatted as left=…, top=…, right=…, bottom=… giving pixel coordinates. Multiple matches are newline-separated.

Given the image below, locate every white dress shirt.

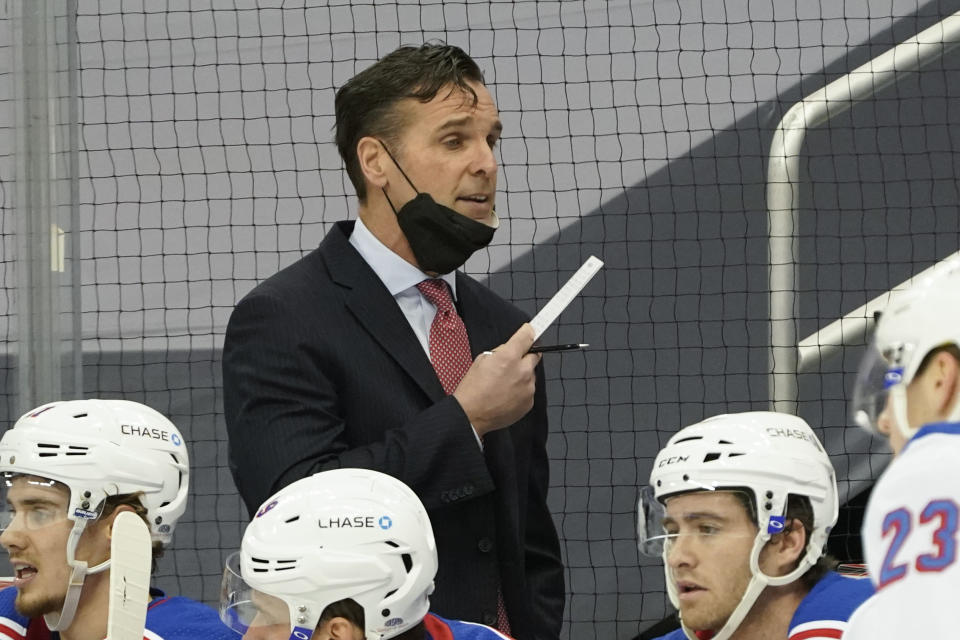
left=348, top=216, right=458, bottom=355
left=348, top=217, right=483, bottom=448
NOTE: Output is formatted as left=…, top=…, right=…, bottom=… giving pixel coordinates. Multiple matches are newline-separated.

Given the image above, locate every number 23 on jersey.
left=878, top=498, right=959, bottom=588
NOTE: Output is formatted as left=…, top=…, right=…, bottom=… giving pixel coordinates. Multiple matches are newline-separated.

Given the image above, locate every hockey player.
left=845, top=256, right=960, bottom=638
left=220, top=468, right=512, bottom=640
left=0, top=399, right=233, bottom=640
left=637, top=412, right=872, bottom=640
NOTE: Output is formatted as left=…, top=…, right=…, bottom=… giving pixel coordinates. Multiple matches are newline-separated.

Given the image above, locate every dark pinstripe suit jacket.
left=223, top=220, right=564, bottom=639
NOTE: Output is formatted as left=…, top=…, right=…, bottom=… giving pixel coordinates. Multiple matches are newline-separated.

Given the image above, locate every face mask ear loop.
left=376, top=139, right=421, bottom=195
left=44, top=518, right=91, bottom=631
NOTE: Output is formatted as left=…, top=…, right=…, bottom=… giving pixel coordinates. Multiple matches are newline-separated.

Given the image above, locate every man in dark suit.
left=223, top=43, right=564, bottom=640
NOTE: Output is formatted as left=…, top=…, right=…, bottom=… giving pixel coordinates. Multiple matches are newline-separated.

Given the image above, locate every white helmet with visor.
left=851, top=254, right=960, bottom=440
left=0, top=399, right=190, bottom=630
left=220, top=468, right=437, bottom=640
left=637, top=412, right=837, bottom=640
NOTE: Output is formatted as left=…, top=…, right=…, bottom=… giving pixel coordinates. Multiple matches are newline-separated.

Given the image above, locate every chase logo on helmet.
left=318, top=515, right=378, bottom=528
left=120, top=423, right=172, bottom=442
left=379, top=515, right=392, bottom=530
left=765, top=426, right=818, bottom=445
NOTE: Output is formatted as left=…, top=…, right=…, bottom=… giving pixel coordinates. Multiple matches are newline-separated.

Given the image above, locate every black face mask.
left=380, top=143, right=498, bottom=274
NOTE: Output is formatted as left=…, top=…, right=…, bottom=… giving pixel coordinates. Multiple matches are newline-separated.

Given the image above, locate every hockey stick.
left=105, top=511, right=152, bottom=640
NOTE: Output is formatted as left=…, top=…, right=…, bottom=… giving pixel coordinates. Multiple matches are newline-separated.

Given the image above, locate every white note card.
left=529, top=255, right=604, bottom=340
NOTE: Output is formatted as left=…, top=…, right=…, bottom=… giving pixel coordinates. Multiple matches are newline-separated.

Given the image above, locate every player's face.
left=0, top=477, right=74, bottom=617
left=663, top=491, right=757, bottom=632
left=384, top=80, right=501, bottom=225
left=0, top=476, right=110, bottom=619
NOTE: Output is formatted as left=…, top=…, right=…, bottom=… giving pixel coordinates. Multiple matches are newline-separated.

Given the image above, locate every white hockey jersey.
left=844, top=422, right=960, bottom=639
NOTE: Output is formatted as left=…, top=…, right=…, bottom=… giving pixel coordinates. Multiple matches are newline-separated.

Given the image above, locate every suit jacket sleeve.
left=223, top=287, right=494, bottom=516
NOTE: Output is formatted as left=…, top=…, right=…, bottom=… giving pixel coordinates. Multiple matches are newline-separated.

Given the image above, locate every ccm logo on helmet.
left=121, top=423, right=177, bottom=443
left=658, top=455, right=689, bottom=467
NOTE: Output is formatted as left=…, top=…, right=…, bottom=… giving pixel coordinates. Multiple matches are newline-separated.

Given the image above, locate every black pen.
left=528, top=343, right=589, bottom=354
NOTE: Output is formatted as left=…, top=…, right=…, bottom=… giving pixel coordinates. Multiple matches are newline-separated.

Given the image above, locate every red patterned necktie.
left=416, top=279, right=473, bottom=394
left=415, top=279, right=512, bottom=635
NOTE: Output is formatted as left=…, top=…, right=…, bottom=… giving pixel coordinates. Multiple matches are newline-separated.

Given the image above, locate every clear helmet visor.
left=0, top=474, right=88, bottom=532
left=637, top=485, right=670, bottom=557
left=638, top=486, right=761, bottom=558
left=220, top=552, right=313, bottom=640
left=851, top=341, right=909, bottom=434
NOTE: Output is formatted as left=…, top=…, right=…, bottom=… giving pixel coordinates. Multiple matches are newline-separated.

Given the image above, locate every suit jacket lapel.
left=319, top=221, right=445, bottom=401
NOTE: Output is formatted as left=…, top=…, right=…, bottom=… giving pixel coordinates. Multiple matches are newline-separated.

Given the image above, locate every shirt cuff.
left=470, top=424, right=484, bottom=451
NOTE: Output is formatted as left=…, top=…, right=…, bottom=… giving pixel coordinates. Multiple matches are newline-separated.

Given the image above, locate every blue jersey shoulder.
left=424, top=612, right=510, bottom=639
left=0, top=587, right=232, bottom=640
left=0, top=586, right=29, bottom=638
left=144, top=595, right=234, bottom=640
left=645, top=572, right=872, bottom=640
left=791, top=570, right=874, bottom=628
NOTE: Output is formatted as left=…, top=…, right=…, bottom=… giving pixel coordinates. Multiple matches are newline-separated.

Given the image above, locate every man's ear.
left=317, top=616, right=364, bottom=640
left=98, top=504, right=136, bottom=542
left=763, top=519, right=808, bottom=577
left=931, top=350, right=960, bottom=418
left=356, top=136, right=389, bottom=190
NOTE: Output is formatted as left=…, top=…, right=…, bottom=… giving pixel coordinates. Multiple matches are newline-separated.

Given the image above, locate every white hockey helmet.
left=220, top=468, right=437, bottom=640
left=0, top=399, right=189, bottom=544
left=0, top=399, right=190, bottom=630
left=852, top=254, right=960, bottom=440
left=637, top=412, right=838, bottom=640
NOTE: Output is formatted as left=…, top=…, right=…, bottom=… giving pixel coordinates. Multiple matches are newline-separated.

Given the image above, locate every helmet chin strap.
left=44, top=517, right=112, bottom=631
left=890, top=384, right=917, bottom=443
left=669, top=527, right=818, bottom=640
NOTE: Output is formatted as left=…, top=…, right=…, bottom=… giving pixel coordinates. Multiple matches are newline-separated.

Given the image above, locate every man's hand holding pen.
left=454, top=323, right=541, bottom=438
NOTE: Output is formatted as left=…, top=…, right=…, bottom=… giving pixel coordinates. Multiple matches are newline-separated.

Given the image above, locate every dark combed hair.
left=334, top=41, right=485, bottom=201
left=319, top=598, right=426, bottom=640
left=733, top=491, right=837, bottom=590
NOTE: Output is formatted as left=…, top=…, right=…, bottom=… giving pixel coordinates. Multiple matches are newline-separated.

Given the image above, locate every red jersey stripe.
left=790, top=628, right=844, bottom=640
